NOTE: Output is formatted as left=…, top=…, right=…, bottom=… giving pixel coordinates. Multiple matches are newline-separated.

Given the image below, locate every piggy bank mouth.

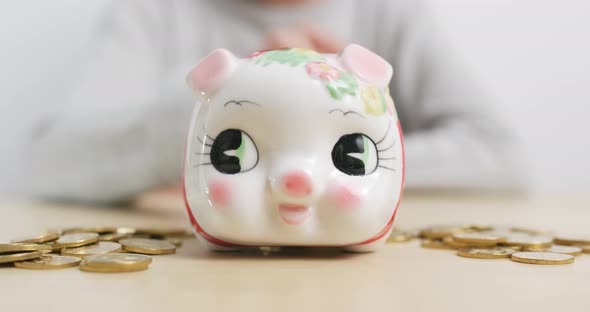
left=278, top=203, right=311, bottom=225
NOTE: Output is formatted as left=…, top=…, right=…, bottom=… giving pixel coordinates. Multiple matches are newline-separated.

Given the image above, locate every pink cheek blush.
left=208, top=180, right=232, bottom=208
left=332, top=185, right=362, bottom=210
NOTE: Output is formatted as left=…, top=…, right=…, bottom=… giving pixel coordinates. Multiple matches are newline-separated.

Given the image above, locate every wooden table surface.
left=0, top=194, right=588, bottom=312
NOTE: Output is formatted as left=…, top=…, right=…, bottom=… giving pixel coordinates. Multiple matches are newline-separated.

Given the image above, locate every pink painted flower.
left=246, top=49, right=271, bottom=59
left=306, top=62, right=341, bottom=81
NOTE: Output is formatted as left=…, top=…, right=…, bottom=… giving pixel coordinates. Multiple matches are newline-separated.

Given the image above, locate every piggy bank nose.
left=281, top=171, right=313, bottom=197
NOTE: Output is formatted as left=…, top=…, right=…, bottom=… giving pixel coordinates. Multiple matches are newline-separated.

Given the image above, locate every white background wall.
left=1, top=0, right=589, bottom=196
left=430, top=0, right=590, bottom=195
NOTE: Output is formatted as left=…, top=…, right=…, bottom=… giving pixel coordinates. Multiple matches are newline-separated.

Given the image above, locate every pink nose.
left=281, top=171, right=313, bottom=197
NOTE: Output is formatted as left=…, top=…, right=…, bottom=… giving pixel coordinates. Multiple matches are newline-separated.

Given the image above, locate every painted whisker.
left=378, top=140, right=396, bottom=152
left=193, top=163, right=212, bottom=168
left=378, top=166, right=397, bottom=172
left=375, top=121, right=391, bottom=145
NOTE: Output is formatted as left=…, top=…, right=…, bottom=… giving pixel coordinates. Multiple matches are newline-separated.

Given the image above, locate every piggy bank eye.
left=331, top=133, right=378, bottom=176
left=210, top=129, right=259, bottom=174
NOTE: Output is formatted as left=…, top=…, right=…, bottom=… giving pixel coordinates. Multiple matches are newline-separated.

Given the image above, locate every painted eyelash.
left=197, top=136, right=212, bottom=147
left=194, top=129, right=214, bottom=168
left=193, top=162, right=212, bottom=168
left=375, top=122, right=398, bottom=172
left=375, top=121, right=398, bottom=154
left=203, top=127, right=215, bottom=141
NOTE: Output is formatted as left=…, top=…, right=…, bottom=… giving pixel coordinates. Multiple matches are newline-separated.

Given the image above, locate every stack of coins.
left=387, top=225, right=590, bottom=265
left=1, top=226, right=193, bottom=272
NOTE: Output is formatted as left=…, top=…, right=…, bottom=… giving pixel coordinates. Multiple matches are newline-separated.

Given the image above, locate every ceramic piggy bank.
left=183, top=44, right=404, bottom=252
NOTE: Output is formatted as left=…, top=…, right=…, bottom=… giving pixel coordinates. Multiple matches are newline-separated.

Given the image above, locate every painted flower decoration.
left=306, top=62, right=340, bottom=81
left=246, top=49, right=272, bottom=59
left=325, top=72, right=358, bottom=100
left=305, top=61, right=358, bottom=100
left=361, top=86, right=388, bottom=116
left=250, top=48, right=360, bottom=101
left=253, top=48, right=325, bottom=66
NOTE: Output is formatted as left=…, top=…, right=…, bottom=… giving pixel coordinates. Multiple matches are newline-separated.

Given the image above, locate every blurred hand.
left=265, top=24, right=345, bottom=53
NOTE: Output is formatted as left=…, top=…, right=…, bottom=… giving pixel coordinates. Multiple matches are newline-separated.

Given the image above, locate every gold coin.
left=62, top=227, right=117, bottom=235
left=14, top=255, right=81, bottom=270
left=421, top=239, right=454, bottom=250
left=553, top=234, right=590, bottom=246
left=80, top=265, right=149, bottom=273
left=457, top=247, right=517, bottom=259
left=505, top=234, right=553, bottom=248
left=452, top=232, right=506, bottom=246
left=52, top=233, right=99, bottom=251
left=120, top=238, right=176, bottom=255
left=166, top=237, right=184, bottom=247
left=61, top=242, right=122, bottom=258
left=442, top=237, right=471, bottom=249
left=466, top=224, right=494, bottom=232
left=420, top=225, right=467, bottom=239
left=11, top=231, right=60, bottom=244
left=498, top=245, right=523, bottom=251
left=0, top=243, right=52, bottom=254
left=98, top=233, right=132, bottom=242
left=531, top=245, right=583, bottom=256
left=259, top=246, right=281, bottom=255
left=511, top=252, right=574, bottom=265
left=43, top=241, right=59, bottom=252
left=387, top=230, right=414, bottom=243
left=509, top=227, right=552, bottom=236
left=80, top=253, right=152, bottom=273
left=115, top=227, right=138, bottom=234
left=135, top=228, right=192, bottom=238
left=579, top=245, right=590, bottom=254
left=0, top=251, right=43, bottom=264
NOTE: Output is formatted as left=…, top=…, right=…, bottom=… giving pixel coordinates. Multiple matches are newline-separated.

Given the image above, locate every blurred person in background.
left=6, top=0, right=525, bottom=204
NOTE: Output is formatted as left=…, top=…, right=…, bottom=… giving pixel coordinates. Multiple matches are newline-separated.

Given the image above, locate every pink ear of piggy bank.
left=183, top=44, right=404, bottom=252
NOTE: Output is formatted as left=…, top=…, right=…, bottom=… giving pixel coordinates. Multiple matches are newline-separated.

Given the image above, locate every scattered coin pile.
left=3, top=224, right=587, bottom=270
left=1, top=226, right=193, bottom=272
left=387, top=224, right=590, bottom=265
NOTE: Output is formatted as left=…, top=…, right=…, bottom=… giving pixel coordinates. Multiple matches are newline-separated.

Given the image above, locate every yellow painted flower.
left=361, top=86, right=387, bottom=116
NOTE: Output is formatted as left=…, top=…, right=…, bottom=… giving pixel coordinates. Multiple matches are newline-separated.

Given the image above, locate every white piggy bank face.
left=184, top=45, right=404, bottom=248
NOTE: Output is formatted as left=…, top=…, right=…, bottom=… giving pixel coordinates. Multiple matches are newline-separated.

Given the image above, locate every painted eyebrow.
left=223, top=100, right=261, bottom=107
left=328, top=108, right=365, bottom=119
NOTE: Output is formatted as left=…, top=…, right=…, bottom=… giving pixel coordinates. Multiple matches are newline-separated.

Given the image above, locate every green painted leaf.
left=254, top=49, right=325, bottom=67
left=324, top=72, right=359, bottom=100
